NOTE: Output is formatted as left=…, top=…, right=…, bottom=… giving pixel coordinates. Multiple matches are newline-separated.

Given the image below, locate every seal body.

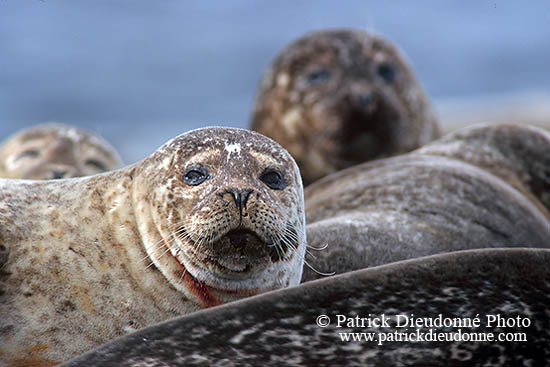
left=63, top=248, right=550, bottom=366
left=250, top=28, right=440, bottom=185
left=303, top=124, right=550, bottom=281
left=0, top=127, right=305, bottom=365
left=0, top=123, right=123, bottom=179
left=414, top=123, right=550, bottom=214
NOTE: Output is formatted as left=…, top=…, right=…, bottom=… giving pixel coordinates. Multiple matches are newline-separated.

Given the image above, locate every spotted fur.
left=0, top=123, right=123, bottom=179
left=250, top=28, right=440, bottom=185
left=63, top=249, right=550, bottom=366
left=0, top=127, right=305, bottom=365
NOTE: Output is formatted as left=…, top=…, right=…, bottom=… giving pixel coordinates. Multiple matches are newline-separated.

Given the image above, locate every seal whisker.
left=282, top=222, right=327, bottom=255
left=287, top=237, right=335, bottom=276
left=306, top=242, right=329, bottom=251
left=279, top=223, right=318, bottom=258
left=144, top=238, right=178, bottom=269
left=276, top=233, right=334, bottom=276
left=141, top=234, right=175, bottom=262
left=302, top=259, right=336, bottom=277
left=273, top=243, right=283, bottom=262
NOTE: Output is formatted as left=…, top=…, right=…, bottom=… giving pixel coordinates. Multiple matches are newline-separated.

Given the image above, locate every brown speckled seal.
left=0, top=127, right=305, bottom=365
left=302, top=123, right=550, bottom=281
left=63, top=248, right=550, bottom=366
left=0, top=123, right=123, bottom=179
left=250, top=28, right=440, bottom=185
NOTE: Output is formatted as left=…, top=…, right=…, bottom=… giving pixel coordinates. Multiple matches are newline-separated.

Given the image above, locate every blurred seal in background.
left=250, top=28, right=439, bottom=185
left=0, top=123, right=123, bottom=179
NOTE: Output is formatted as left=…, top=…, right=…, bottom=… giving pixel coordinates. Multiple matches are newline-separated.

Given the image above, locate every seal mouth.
left=173, top=223, right=296, bottom=285
left=207, top=229, right=274, bottom=274
left=222, top=229, right=264, bottom=249
left=332, top=92, right=401, bottom=164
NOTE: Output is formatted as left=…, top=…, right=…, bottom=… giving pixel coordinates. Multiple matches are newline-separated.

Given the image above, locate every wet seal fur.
left=0, top=123, right=123, bottom=179
left=303, top=123, right=550, bottom=281
left=250, top=28, right=440, bottom=185
left=0, top=127, right=305, bottom=365
left=63, top=248, right=550, bottom=366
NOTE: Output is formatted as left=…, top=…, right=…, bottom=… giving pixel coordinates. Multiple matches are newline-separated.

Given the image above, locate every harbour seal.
left=63, top=248, right=550, bottom=366
left=250, top=28, right=440, bottom=185
left=414, top=123, right=550, bottom=213
left=0, top=127, right=306, bottom=365
left=303, top=123, right=550, bottom=281
left=0, top=123, right=123, bottom=179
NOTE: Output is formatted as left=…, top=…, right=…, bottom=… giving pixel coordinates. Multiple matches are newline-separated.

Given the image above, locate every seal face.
left=0, top=127, right=305, bottom=364
left=250, top=28, right=440, bottom=185
left=0, top=123, right=122, bottom=179
left=302, top=124, right=550, bottom=281
left=133, top=127, right=306, bottom=304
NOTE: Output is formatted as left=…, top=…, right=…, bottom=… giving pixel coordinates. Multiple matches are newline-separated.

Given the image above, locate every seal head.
left=0, top=123, right=122, bottom=179
left=251, top=28, right=439, bottom=185
left=132, top=127, right=306, bottom=306
left=0, top=126, right=306, bottom=364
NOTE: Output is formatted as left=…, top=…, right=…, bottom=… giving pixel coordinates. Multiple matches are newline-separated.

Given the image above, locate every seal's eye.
left=183, top=165, right=209, bottom=186
left=85, top=159, right=107, bottom=171
left=377, top=63, right=396, bottom=83
left=16, top=150, right=40, bottom=160
left=305, top=67, right=332, bottom=85
left=260, top=168, right=287, bottom=190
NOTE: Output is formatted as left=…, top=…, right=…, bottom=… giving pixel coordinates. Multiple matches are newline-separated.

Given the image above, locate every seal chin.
left=174, top=228, right=278, bottom=290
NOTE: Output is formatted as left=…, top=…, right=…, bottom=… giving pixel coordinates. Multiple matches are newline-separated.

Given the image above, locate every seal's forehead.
left=159, top=127, right=295, bottom=163
left=272, top=29, right=395, bottom=74
left=281, top=29, right=377, bottom=58
left=0, top=123, right=122, bottom=162
left=10, top=123, right=84, bottom=142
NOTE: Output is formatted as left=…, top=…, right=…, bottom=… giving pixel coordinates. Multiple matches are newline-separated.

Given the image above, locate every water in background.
left=1, top=0, right=549, bottom=163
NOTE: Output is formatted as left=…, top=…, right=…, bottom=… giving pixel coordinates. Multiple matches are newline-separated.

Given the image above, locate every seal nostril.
left=241, top=189, right=252, bottom=210
left=227, top=189, right=254, bottom=217
left=52, top=171, right=66, bottom=179
left=357, top=93, right=374, bottom=109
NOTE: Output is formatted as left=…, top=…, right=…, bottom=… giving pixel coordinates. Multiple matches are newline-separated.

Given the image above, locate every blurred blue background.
left=1, top=0, right=549, bottom=163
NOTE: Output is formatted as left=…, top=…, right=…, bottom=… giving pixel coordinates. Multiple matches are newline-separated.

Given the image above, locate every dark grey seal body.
left=303, top=124, right=550, bottom=281
left=250, top=28, right=440, bottom=186
left=63, top=248, right=550, bottom=366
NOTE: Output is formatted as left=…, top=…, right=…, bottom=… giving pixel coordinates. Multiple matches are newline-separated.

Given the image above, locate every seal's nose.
left=227, top=189, right=253, bottom=217
left=357, top=92, right=374, bottom=109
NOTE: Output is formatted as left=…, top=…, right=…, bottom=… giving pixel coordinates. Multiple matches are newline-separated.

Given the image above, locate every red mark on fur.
left=184, top=274, right=219, bottom=308
left=169, top=252, right=219, bottom=308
